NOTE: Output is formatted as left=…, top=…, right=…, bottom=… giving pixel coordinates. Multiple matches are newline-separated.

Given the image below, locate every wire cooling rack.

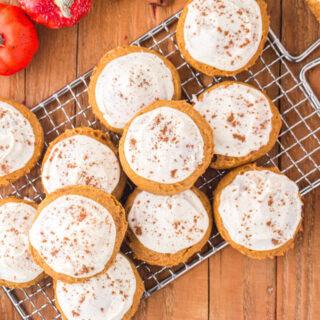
left=1, top=10, right=320, bottom=320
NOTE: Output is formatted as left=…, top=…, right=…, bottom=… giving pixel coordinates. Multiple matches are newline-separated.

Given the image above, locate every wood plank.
left=277, top=0, right=320, bottom=319
left=210, top=247, right=276, bottom=320
left=136, top=261, right=209, bottom=320
left=22, top=16, right=78, bottom=320
left=26, top=25, right=78, bottom=104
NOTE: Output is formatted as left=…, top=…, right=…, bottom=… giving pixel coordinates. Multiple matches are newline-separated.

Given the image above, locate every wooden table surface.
left=0, top=0, right=320, bottom=319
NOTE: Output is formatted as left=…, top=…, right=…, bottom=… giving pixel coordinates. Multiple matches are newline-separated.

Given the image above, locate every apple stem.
left=0, top=34, right=4, bottom=46
left=53, top=0, right=74, bottom=18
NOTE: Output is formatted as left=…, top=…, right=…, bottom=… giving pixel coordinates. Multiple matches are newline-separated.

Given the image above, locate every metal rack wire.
left=1, top=10, right=320, bottom=320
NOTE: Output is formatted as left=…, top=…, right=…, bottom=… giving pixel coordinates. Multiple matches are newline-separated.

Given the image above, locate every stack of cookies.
left=0, top=0, right=303, bottom=319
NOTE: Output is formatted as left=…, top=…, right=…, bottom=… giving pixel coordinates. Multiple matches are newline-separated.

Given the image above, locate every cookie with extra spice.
left=193, top=81, right=282, bottom=169
left=119, top=100, right=214, bottom=195
left=89, top=45, right=181, bottom=134
left=29, top=186, right=127, bottom=283
left=213, top=164, right=303, bottom=259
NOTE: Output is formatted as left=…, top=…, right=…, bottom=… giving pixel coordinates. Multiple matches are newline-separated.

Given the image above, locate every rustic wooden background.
left=0, top=0, right=320, bottom=319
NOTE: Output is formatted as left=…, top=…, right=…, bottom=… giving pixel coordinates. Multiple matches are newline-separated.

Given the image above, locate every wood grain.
left=276, top=2, right=320, bottom=320
left=0, top=0, right=319, bottom=319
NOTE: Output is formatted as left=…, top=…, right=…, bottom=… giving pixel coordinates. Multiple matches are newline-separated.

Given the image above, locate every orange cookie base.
left=53, top=254, right=145, bottom=320
left=0, top=272, right=46, bottom=290
left=119, top=100, right=214, bottom=195
left=194, top=81, right=282, bottom=169
left=41, top=127, right=126, bottom=200
left=88, top=45, right=182, bottom=134
left=176, top=0, right=270, bottom=77
left=213, top=164, right=303, bottom=259
left=0, top=98, right=44, bottom=187
left=29, top=186, right=128, bottom=283
left=125, top=187, right=213, bottom=267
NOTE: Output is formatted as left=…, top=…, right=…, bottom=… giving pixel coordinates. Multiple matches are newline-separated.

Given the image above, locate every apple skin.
left=0, top=3, right=39, bottom=75
left=18, top=0, right=92, bottom=29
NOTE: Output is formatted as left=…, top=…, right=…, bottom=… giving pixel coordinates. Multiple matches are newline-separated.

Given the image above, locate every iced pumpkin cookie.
left=42, top=127, right=126, bottom=199
left=54, top=253, right=144, bottom=320
left=0, top=98, right=44, bottom=186
left=0, top=198, right=44, bottom=289
left=125, top=187, right=212, bottom=267
left=193, top=81, right=281, bottom=169
left=89, top=45, right=181, bottom=133
left=214, top=164, right=303, bottom=259
left=176, top=0, right=269, bottom=76
left=119, top=100, right=214, bottom=195
left=29, top=186, right=127, bottom=283
left=306, top=0, right=320, bottom=22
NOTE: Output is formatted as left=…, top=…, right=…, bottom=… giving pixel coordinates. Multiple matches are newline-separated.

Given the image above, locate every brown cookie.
left=41, top=127, right=126, bottom=199
left=213, top=164, right=303, bottom=259
left=119, top=100, right=214, bottom=195
left=176, top=0, right=270, bottom=76
left=0, top=197, right=45, bottom=289
left=193, top=81, right=282, bottom=169
left=125, top=187, right=213, bottom=267
left=89, top=45, right=181, bottom=134
left=53, top=253, right=145, bottom=320
left=306, top=0, right=320, bottom=22
left=29, top=186, right=127, bottom=283
left=0, top=98, right=44, bottom=187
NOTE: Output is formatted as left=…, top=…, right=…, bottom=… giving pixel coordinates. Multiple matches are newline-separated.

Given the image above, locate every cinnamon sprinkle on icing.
left=42, top=134, right=120, bottom=194
left=95, top=52, right=175, bottom=129
left=29, top=194, right=117, bottom=279
left=194, top=82, right=272, bottom=157
left=124, top=106, right=204, bottom=183
left=56, top=254, right=137, bottom=320
left=128, top=190, right=209, bottom=254
left=183, top=0, right=263, bottom=71
left=218, top=169, right=302, bottom=251
left=0, top=101, right=36, bottom=177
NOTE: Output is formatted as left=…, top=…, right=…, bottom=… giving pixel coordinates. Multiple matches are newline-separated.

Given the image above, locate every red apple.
left=0, top=4, right=39, bottom=76
left=18, top=0, right=92, bottom=29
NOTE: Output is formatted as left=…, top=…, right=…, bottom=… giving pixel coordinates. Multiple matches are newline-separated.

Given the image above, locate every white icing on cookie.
left=183, top=0, right=263, bottom=71
left=128, top=189, right=209, bottom=253
left=218, top=169, right=302, bottom=250
left=194, top=83, right=272, bottom=157
left=0, top=201, right=42, bottom=283
left=42, top=134, right=120, bottom=194
left=29, top=194, right=116, bottom=278
left=95, top=52, right=175, bottom=129
left=0, top=101, right=35, bottom=177
left=124, top=106, right=204, bottom=184
left=55, top=254, right=137, bottom=320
